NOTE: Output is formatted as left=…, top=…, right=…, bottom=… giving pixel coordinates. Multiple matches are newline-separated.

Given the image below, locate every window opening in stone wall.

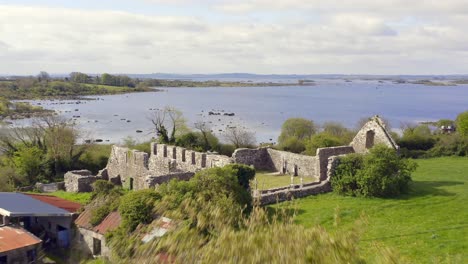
left=129, top=178, right=134, bottom=190
left=366, top=130, right=375, bottom=149
left=182, top=150, right=186, bottom=162
left=293, top=165, right=298, bottom=176
left=282, top=160, right=288, bottom=174
left=191, top=152, right=196, bottom=165
left=0, top=255, right=7, bottom=264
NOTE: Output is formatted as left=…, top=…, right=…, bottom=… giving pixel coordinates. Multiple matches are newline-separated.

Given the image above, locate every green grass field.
left=33, top=191, right=92, bottom=205
left=253, top=171, right=317, bottom=189
left=274, top=157, right=467, bottom=263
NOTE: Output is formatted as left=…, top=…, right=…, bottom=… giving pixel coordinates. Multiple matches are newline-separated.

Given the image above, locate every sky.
left=1, top=0, right=468, bottom=75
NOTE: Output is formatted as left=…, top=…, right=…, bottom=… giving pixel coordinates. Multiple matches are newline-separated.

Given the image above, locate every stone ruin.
left=64, top=116, right=398, bottom=204
left=64, top=170, right=101, bottom=193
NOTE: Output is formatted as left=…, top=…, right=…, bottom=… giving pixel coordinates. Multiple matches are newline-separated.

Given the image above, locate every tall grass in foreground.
left=128, top=206, right=401, bottom=264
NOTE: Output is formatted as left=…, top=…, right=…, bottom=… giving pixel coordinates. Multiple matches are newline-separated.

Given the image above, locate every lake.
left=12, top=79, right=468, bottom=144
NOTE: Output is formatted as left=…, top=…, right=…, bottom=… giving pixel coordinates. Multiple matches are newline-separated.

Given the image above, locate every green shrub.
left=305, top=133, right=343, bottom=155
left=278, top=136, right=306, bottom=153
left=456, top=111, right=468, bottom=137
left=90, top=205, right=111, bottom=226
left=330, top=154, right=363, bottom=196
left=331, top=145, right=417, bottom=197
left=118, top=189, right=161, bottom=231
left=427, top=134, right=468, bottom=157
left=92, top=180, right=115, bottom=196
left=224, top=164, right=256, bottom=189
left=216, top=143, right=236, bottom=156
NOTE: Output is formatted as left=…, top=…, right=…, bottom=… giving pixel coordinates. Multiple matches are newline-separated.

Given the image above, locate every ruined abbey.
left=65, top=116, right=398, bottom=204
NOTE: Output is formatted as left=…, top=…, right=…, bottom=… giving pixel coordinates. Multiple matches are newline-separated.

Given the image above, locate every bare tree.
left=37, top=116, right=80, bottom=175
left=149, top=107, right=187, bottom=144
left=223, top=127, right=256, bottom=148
left=194, top=121, right=214, bottom=150
left=37, top=71, right=50, bottom=82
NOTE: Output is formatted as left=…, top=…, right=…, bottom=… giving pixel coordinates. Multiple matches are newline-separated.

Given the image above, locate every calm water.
left=13, top=80, right=468, bottom=144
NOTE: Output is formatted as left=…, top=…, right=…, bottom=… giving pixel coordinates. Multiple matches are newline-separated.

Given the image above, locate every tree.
left=456, top=111, right=468, bottom=137
left=305, top=133, right=343, bottom=155
left=70, top=72, right=91, bottom=83
left=278, top=118, right=317, bottom=142
left=38, top=116, right=80, bottom=176
left=150, top=107, right=187, bottom=144
left=12, top=145, right=45, bottom=185
left=223, top=127, right=256, bottom=148
left=277, top=118, right=317, bottom=153
left=37, top=71, right=50, bottom=82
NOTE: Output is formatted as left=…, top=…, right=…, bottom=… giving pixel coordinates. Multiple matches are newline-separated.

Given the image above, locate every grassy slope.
left=278, top=157, right=467, bottom=263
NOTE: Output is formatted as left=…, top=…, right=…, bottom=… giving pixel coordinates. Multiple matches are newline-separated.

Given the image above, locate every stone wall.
left=75, top=227, right=112, bottom=258
left=232, top=148, right=318, bottom=177
left=267, top=148, right=318, bottom=177
left=254, top=154, right=343, bottom=205
left=232, top=148, right=274, bottom=171
left=64, top=170, right=100, bottom=193
left=316, top=146, right=355, bottom=181
left=105, top=146, right=150, bottom=191
left=351, top=116, right=399, bottom=153
left=101, top=143, right=234, bottom=191
left=145, top=172, right=195, bottom=188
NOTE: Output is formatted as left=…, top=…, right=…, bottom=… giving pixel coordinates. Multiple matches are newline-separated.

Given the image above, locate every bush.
left=427, top=134, right=468, bottom=157
left=224, top=164, right=256, bottom=189
left=305, top=133, right=343, bottom=155
left=331, top=145, right=417, bottom=197
left=118, top=189, right=161, bottom=231
left=330, top=154, right=363, bottom=196
left=216, top=143, right=236, bottom=156
left=456, top=111, right=468, bottom=137
left=92, top=180, right=115, bottom=196
left=90, top=205, right=111, bottom=226
left=278, top=136, right=306, bottom=153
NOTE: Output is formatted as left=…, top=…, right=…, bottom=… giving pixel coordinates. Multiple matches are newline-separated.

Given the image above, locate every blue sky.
left=1, top=0, right=468, bottom=75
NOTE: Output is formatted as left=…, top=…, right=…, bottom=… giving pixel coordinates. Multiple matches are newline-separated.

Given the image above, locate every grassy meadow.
left=272, top=157, right=468, bottom=263
left=254, top=171, right=318, bottom=189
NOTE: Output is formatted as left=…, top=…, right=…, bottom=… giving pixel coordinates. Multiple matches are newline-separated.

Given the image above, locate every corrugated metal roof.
left=93, top=212, right=121, bottom=235
left=75, top=210, right=121, bottom=235
left=0, top=226, right=42, bottom=253
left=0, top=192, right=72, bottom=217
left=142, top=217, right=174, bottom=243
left=24, top=193, right=81, bottom=213
left=74, top=209, right=93, bottom=230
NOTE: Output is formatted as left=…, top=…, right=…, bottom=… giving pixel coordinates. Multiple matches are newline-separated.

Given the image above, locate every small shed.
left=74, top=210, right=121, bottom=258
left=0, top=225, right=42, bottom=264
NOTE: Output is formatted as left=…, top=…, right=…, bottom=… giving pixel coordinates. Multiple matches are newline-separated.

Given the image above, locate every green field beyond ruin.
left=275, top=157, right=468, bottom=263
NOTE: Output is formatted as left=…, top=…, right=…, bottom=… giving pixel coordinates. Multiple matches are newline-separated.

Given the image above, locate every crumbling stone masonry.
left=99, top=143, right=233, bottom=191
left=351, top=115, right=399, bottom=153
left=64, top=170, right=100, bottom=193
left=65, top=115, right=398, bottom=204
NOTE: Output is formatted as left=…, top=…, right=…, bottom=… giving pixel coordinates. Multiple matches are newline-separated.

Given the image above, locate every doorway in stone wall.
left=93, top=237, right=101, bottom=256
left=366, top=130, right=375, bottom=149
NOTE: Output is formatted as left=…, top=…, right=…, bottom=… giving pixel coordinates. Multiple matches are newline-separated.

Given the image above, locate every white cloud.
left=0, top=3, right=467, bottom=74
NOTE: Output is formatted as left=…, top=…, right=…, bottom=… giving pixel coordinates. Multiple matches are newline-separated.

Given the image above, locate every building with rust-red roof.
left=0, top=225, right=42, bottom=263
left=74, top=209, right=121, bottom=258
